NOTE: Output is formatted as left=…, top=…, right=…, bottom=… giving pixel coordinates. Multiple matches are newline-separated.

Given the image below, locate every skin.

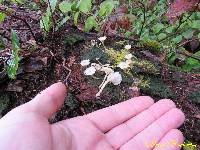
left=0, top=82, right=185, bottom=150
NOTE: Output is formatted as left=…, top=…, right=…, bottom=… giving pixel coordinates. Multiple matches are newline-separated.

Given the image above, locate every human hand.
left=0, top=82, right=185, bottom=150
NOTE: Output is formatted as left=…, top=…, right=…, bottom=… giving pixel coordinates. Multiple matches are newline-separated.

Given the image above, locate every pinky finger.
left=153, top=129, right=184, bottom=150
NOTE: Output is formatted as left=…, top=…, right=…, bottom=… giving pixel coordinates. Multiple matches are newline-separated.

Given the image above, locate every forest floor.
left=0, top=5, right=200, bottom=149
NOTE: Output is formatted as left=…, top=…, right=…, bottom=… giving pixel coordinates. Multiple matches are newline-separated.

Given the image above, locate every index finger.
left=86, top=96, right=154, bottom=132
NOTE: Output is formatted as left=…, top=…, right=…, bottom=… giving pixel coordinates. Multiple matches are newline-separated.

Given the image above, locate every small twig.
left=176, top=50, right=200, bottom=62
left=177, top=38, right=198, bottom=48
left=62, top=58, right=72, bottom=86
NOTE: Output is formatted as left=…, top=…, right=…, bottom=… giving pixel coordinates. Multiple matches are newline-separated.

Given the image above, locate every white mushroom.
left=98, top=36, right=107, bottom=42
left=91, top=63, right=102, bottom=71
left=80, top=59, right=90, bottom=66
left=84, top=66, right=96, bottom=76
left=107, top=72, right=122, bottom=85
left=118, top=62, right=130, bottom=70
left=125, top=45, right=131, bottom=50
left=126, top=59, right=133, bottom=65
left=125, top=54, right=133, bottom=60
left=96, top=72, right=122, bottom=97
left=100, top=66, right=114, bottom=74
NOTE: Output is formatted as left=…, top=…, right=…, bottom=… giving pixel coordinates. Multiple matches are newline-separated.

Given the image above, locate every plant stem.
left=138, top=1, right=146, bottom=38
left=176, top=50, right=200, bottom=62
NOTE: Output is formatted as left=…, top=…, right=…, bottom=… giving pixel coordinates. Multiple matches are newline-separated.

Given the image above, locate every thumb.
left=15, top=82, right=67, bottom=118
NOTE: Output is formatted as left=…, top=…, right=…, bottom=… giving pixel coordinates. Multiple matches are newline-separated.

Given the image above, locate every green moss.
left=182, top=141, right=197, bottom=150
left=131, top=59, right=160, bottom=75
left=64, top=33, right=84, bottom=46
left=81, top=47, right=109, bottom=64
left=141, top=77, right=175, bottom=99
left=106, top=48, right=129, bottom=65
left=0, top=94, right=10, bottom=117
left=188, top=88, right=200, bottom=104
left=141, top=39, right=162, bottom=54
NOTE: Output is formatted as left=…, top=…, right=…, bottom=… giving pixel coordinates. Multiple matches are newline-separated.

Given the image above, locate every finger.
left=120, top=108, right=185, bottom=150
left=153, top=129, right=184, bottom=150
left=15, top=82, right=67, bottom=118
left=106, top=99, right=176, bottom=149
left=86, top=96, right=154, bottom=132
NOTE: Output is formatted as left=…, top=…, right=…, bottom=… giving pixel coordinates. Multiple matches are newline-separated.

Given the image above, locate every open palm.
left=0, top=83, right=185, bottom=150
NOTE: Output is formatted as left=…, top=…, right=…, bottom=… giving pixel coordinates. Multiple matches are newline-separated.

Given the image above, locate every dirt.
left=0, top=4, right=200, bottom=149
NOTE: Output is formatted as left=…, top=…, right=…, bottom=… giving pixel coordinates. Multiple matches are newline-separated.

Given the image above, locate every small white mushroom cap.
left=80, top=59, right=90, bottom=66
left=125, top=54, right=133, bottom=60
left=84, top=66, right=96, bottom=75
left=118, top=62, right=130, bottom=69
left=98, top=36, right=107, bottom=42
left=107, top=72, right=122, bottom=85
left=125, top=45, right=131, bottom=50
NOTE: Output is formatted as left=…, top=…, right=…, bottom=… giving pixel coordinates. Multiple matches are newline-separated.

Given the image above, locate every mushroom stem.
left=96, top=80, right=110, bottom=97
left=99, top=74, right=108, bottom=89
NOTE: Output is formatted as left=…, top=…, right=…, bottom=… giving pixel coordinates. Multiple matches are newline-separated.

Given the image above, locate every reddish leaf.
left=166, top=0, right=199, bottom=23
left=102, top=6, right=132, bottom=34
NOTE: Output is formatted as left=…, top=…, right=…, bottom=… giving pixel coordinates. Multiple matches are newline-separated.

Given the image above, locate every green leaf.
left=6, top=30, right=20, bottom=79
left=198, top=33, right=200, bottom=40
left=40, top=13, right=52, bottom=32
left=11, top=30, right=20, bottom=49
left=78, top=0, right=92, bottom=13
left=167, top=52, right=177, bottom=65
left=11, top=0, right=24, bottom=4
left=172, top=35, right=182, bottom=44
left=165, top=26, right=174, bottom=33
left=196, top=12, right=200, bottom=19
left=84, top=16, right=97, bottom=32
left=74, top=12, right=79, bottom=26
left=157, top=33, right=167, bottom=40
left=0, top=36, right=5, bottom=50
left=49, top=0, right=58, bottom=12
left=98, top=0, right=117, bottom=17
left=0, top=12, right=6, bottom=22
left=56, top=16, right=70, bottom=31
left=182, top=29, right=194, bottom=39
left=191, top=20, right=200, bottom=29
left=71, top=0, right=78, bottom=11
left=182, top=58, right=200, bottom=72
left=59, top=1, right=72, bottom=13
left=153, top=23, right=164, bottom=34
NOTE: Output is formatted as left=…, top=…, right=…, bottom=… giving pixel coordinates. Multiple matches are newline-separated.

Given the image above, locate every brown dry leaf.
left=102, top=6, right=134, bottom=34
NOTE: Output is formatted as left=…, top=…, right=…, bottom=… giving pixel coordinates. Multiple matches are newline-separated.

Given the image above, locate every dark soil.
left=0, top=4, right=200, bottom=149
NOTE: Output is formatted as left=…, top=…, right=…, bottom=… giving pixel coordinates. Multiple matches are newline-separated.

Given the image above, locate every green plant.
left=40, top=0, right=119, bottom=33
left=126, top=0, right=200, bottom=72
left=6, top=30, right=20, bottom=79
